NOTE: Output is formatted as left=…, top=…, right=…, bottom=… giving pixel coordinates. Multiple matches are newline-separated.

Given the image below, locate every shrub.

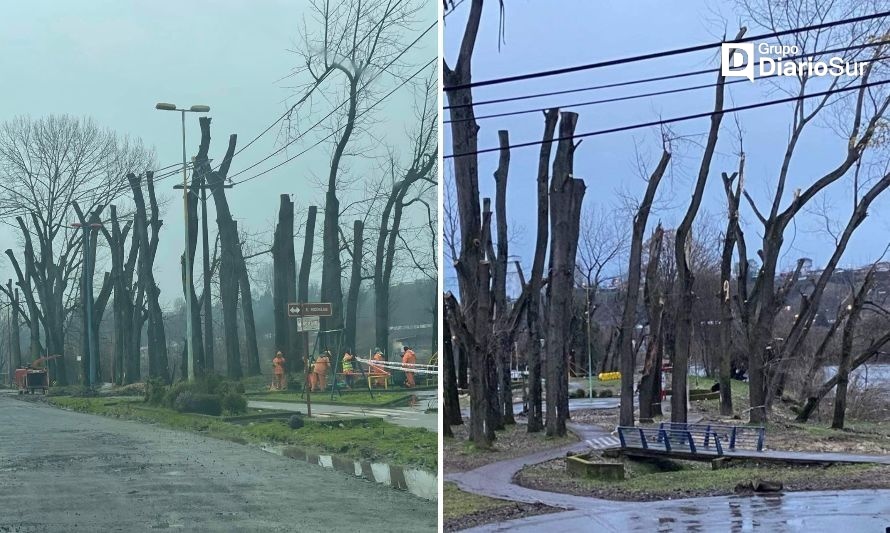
left=221, top=392, right=247, bottom=415
left=288, top=414, right=305, bottom=430
left=174, top=392, right=222, bottom=416
left=598, top=389, right=614, bottom=398
left=144, top=379, right=167, bottom=406
left=573, top=388, right=587, bottom=399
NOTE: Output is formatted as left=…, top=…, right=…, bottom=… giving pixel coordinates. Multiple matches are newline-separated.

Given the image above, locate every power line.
left=443, top=10, right=890, bottom=91
left=444, top=39, right=889, bottom=112
left=444, top=77, right=890, bottom=159
left=448, top=51, right=890, bottom=124
left=233, top=56, right=436, bottom=186
left=224, top=20, right=436, bottom=183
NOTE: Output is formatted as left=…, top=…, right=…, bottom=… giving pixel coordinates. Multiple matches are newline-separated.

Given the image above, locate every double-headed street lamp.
left=155, top=103, right=210, bottom=382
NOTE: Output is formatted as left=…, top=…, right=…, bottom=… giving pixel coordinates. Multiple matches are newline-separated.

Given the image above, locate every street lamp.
left=584, top=283, right=593, bottom=399
left=155, top=102, right=210, bottom=382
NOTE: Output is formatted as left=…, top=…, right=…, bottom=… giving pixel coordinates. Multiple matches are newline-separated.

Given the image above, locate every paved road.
left=447, top=421, right=890, bottom=532
left=0, top=395, right=435, bottom=532
left=249, top=394, right=437, bottom=432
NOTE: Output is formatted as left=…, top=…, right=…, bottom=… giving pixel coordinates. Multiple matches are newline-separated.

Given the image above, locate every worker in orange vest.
left=341, top=351, right=356, bottom=389
left=402, top=346, right=417, bottom=388
left=272, top=351, right=286, bottom=390
left=370, top=349, right=387, bottom=388
left=313, top=351, right=331, bottom=391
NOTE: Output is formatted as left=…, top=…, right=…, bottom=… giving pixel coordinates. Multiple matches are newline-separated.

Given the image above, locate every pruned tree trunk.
left=718, top=161, right=744, bottom=416
left=344, top=220, right=364, bottom=352
left=832, top=269, right=874, bottom=429
left=296, top=206, right=317, bottom=371
left=618, top=150, right=671, bottom=426
left=272, top=195, right=293, bottom=358
left=545, top=112, right=584, bottom=438
left=8, top=282, right=22, bottom=372
left=443, top=307, right=463, bottom=428
left=129, top=172, right=168, bottom=383
left=639, top=224, right=665, bottom=421
left=182, top=164, right=206, bottom=378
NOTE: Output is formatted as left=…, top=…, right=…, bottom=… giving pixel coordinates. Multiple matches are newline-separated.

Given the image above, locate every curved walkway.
left=446, top=421, right=890, bottom=531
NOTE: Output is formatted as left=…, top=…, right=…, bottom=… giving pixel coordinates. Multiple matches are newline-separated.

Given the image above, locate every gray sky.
left=0, top=0, right=436, bottom=308
left=444, top=0, right=890, bottom=291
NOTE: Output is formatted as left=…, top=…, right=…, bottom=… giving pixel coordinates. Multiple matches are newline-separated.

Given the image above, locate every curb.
left=262, top=444, right=438, bottom=501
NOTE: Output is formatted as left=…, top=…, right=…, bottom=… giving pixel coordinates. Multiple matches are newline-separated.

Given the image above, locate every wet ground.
left=462, top=490, right=890, bottom=532
left=0, top=393, right=435, bottom=532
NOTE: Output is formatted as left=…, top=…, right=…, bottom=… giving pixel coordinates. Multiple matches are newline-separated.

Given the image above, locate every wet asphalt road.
left=0, top=394, right=435, bottom=532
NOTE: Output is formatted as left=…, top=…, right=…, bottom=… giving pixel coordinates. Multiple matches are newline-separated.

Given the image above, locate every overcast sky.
left=0, top=0, right=436, bottom=308
left=444, top=0, right=890, bottom=292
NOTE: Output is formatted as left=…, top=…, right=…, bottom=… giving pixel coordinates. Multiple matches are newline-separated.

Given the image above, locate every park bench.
left=658, top=422, right=766, bottom=452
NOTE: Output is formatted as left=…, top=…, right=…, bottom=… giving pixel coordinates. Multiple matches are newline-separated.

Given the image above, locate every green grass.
left=249, top=390, right=412, bottom=407
left=443, top=483, right=516, bottom=521
left=520, top=455, right=882, bottom=499
left=47, top=396, right=436, bottom=471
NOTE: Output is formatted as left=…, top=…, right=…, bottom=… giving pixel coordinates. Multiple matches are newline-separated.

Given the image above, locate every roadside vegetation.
left=443, top=483, right=558, bottom=533
left=46, top=390, right=436, bottom=471
left=515, top=455, right=890, bottom=501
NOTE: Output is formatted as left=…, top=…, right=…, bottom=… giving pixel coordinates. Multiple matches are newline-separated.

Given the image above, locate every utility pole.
left=156, top=102, right=210, bottom=381
left=585, top=283, right=593, bottom=399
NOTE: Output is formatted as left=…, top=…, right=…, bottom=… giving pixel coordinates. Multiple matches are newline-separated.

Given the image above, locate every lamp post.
left=155, top=103, right=210, bottom=382
left=585, top=283, right=593, bottom=399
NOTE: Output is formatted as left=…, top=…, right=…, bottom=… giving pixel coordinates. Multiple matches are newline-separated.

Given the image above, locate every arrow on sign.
left=288, top=304, right=301, bottom=316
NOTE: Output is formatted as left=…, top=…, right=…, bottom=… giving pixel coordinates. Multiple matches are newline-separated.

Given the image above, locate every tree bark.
left=832, top=269, right=873, bottom=429
left=526, top=109, right=559, bottom=433
left=296, top=206, right=317, bottom=371
left=639, top=225, right=665, bottom=420
left=443, top=307, right=463, bottom=428
left=545, top=112, right=585, bottom=438
left=718, top=163, right=744, bottom=416
left=618, top=150, right=671, bottom=426
left=344, top=220, right=364, bottom=352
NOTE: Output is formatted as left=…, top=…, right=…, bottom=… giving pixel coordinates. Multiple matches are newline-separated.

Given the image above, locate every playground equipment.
left=598, top=371, right=621, bottom=381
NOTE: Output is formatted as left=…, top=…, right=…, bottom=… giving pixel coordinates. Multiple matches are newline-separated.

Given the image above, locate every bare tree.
left=287, top=0, right=426, bottom=342
left=0, top=115, right=152, bottom=384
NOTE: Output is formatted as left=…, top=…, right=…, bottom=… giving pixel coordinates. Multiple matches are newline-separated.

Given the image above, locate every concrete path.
left=0, top=395, right=435, bottom=532
left=249, top=397, right=438, bottom=432
left=447, top=420, right=890, bottom=531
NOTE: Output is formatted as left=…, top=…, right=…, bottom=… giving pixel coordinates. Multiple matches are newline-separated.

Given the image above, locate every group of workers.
left=269, top=346, right=419, bottom=391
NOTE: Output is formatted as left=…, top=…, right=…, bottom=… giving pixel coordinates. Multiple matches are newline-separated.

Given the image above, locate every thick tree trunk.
left=832, top=270, right=873, bottom=429
left=296, top=206, right=317, bottom=372
left=545, top=112, right=584, bottom=438
left=443, top=304, right=463, bottom=428
left=639, top=225, right=664, bottom=421
left=526, top=109, right=559, bottom=434
left=272, top=195, right=292, bottom=357
left=8, top=283, right=22, bottom=373
left=129, top=172, right=168, bottom=383
left=618, top=150, right=671, bottom=426
left=182, top=168, right=205, bottom=377
left=236, top=221, right=261, bottom=376
left=344, top=220, right=364, bottom=352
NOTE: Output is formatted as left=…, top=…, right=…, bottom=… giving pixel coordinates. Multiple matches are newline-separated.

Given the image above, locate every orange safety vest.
left=273, top=356, right=285, bottom=375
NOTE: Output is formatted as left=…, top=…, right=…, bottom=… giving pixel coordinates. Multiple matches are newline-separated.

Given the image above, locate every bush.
left=573, top=388, right=587, bottom=399
left=288, top=415, right=305, bottom=430
left=144, top=379, right=167, bottom=406
left=221, top=392, right=247, bottom=415
left=598, top=389, right=614, bottom=398
left=173, top=392, right=222, bottom=416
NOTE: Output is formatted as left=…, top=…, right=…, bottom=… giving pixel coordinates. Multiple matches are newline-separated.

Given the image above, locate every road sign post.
left=288, top=303, right=330, bottom=417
